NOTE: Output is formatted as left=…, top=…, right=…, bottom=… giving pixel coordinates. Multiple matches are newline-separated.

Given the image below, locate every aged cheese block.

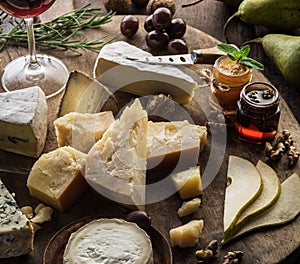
left=177, top=198, right=201, bottom=217
left=171, top=166, right=203, bottom=199
left=0, top=179, right=33, bottom=258
left=85, top=99, right=148, bottom=210
left=169, top=219, right=204, bottom=247
left=27, top=146, right=88, bottom=211
left=94, top=41, right=198, bottom=105
left=63, top=218, right=153, bottom=264
left=59, top=71, right=112, bottom=117
left=0, top=86, right=48, bottom=158
left=54, top=111, right=114, bottom=153
left=147, top=121, right=207, bottom=170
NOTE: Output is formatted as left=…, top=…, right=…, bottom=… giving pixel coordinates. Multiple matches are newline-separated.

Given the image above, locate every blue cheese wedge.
left=63, top=218, right=153, bottom=264
left=94, top=41, right=198, bottom=105
left=0, top=86, right=48, bottom=157
left=0, top=179, right=33, bottom=258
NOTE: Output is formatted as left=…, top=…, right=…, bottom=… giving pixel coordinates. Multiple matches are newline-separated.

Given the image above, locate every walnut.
left=103, top=0, right=132, bottom=14
left=132, top=0, right=149, bottom=7
left=146, top=0, right=176, bottom=15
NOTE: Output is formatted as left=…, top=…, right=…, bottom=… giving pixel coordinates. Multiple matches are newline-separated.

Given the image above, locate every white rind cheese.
left=0, top=86, right=48, bottom=157
left=94, top=41, right=198, bottom=105
left=0, top=179, right=33, bottom=258
left=59, top=71, right=112, bottom=117
left=85, top=99, right=148, bottom=210
left=63, top=218, right=153, bottom=264
left=54, top=111, right=115, bottom=153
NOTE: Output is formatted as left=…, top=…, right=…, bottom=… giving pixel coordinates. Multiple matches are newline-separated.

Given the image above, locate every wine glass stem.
left=24, top=17, right=39, bottom=70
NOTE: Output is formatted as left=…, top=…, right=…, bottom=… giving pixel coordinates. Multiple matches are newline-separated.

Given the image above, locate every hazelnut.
left=103, top=0, right=132, bottom=14
left=146, top=0, right=176, bottom=15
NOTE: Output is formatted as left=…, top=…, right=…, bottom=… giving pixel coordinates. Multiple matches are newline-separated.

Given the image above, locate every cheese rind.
left=54, top=111, right=114, bottom=153
left=63, top=218, right=153, bottom=264
left=0, top=179, right=33, bottom=258
left=27, top=146, right=88, bottom=211
left=172, top=166, right=203, bottom=199
left=59, top=71, right=111, bottom=117
left=85, top=99, right=148, bottom=210
left=0, top=86, right=48, bottom=157
left=94, top=41, right=198, bottom=105
left=169, top=219, right=204, bottom=247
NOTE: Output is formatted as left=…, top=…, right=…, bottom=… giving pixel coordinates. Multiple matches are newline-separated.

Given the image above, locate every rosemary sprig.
left=0, top=4, right=115, bottom=53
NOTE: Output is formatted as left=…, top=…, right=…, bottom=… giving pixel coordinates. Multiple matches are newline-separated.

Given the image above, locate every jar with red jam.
left=235, top=82, right=280, bottom=144
left=211, top=55, right=252, bottom=112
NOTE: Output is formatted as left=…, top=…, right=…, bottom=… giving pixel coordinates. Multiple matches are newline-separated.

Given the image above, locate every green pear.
left=225, top=0, right=300, bottom=31
left=262, top=34, right=300, bottom=88
left=232, top=160, right=281, bottom=233
left=223, top=172, right=300, bottom=245
left=223, top=155, right=263, bottom=240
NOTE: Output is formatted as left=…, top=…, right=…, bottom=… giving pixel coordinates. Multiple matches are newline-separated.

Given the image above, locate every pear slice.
left=223, top=155, right=263, bottom=239
left=223, top=173, right=300, bottom=244
left=233, top=160, right=281, bottom=233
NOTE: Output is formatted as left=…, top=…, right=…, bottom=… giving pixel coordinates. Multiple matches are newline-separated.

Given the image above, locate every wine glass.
left=0, top=0, right=69, bottom=98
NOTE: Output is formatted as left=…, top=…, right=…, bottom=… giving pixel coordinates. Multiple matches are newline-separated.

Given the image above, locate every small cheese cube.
left=27, top=146, right=88, bottom=211
left=172, top=166, right=203, bottom=199
left=169, top=220, right=204, bottom=247
left=54, top=111, right=114, bottom=153
left=177, top=198, right=201, bottom=217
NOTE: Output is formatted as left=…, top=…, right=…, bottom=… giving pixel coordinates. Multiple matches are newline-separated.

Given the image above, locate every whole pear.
left=227, top=0, right=300, bottom=31
left=262, top=34, right=300, bottom=88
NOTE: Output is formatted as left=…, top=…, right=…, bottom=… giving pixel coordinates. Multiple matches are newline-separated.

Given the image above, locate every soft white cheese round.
left=63, top=218, right=153, bottom=264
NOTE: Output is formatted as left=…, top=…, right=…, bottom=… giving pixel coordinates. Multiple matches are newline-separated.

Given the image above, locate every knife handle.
left=192, top=46, right=225, bottom=64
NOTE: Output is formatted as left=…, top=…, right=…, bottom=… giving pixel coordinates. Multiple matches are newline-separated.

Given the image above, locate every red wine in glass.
left=0, top=0, right=69, bottom=98
left=0, top=0, right=55, bottom=18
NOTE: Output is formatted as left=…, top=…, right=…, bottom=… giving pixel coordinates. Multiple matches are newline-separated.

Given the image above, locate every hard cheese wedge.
left=0, top=86, right=48, bottom=157
left=0, top=179, right=33, bottom=258
left=223, top=155, right=262, bottom=239
left=59, top=71, right=112, bottom=117
left=94, top=41, right=198, bottom=105
left=27, top=146, right=88, bottom=211
left=224, top=173, right=300, bottom=244
left=147, top=121, right=207, bottom=170
left=54, top=111, right=115, bottom=153
left=85, top=99, right=148, bottom=210
left=233, top=160, right=281, bottom=233
left=63, top=218, right=153, bottom=264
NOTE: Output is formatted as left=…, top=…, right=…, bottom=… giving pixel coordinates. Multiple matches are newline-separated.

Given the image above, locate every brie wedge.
left=94, top=41, right=198, bottom=105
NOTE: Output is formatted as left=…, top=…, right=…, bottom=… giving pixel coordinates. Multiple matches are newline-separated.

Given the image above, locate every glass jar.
left=235, top=82, right=280, bottom=144
left=211, top=55, right=252, bottom=112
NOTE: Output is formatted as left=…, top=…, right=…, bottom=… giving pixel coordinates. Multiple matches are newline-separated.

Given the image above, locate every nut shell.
left=103, top=0, right=131, bottom=14
left=146, top=0, right=176, bottom=15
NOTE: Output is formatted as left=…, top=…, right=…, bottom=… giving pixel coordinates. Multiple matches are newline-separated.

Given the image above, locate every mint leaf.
left=240, top=45, right=250, bottom=57
left=217, top=43, right=264, bottom=71
left=217, top=43, right=239, bottom=60
left=239, top=57, right=264, bottom=71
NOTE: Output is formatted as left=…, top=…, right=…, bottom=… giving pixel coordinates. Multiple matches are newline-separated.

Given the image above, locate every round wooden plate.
left=43, top=215, right=172, bottom=264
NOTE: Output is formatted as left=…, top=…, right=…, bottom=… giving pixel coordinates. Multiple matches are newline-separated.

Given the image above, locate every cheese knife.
left=126, top=46, right=225, bottom=65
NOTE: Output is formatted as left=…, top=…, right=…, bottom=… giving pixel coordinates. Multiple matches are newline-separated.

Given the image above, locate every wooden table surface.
left=0, top=1, right=300, bottom=264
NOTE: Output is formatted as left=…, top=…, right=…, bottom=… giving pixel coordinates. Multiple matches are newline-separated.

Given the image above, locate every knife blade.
left=126, top=46, right=225, bottom=65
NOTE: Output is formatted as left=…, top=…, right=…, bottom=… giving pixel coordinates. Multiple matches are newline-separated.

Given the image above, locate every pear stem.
left=223, top=12, right=239, bottom=43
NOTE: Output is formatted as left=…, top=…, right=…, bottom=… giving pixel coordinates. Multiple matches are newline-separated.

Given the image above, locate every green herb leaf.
left=217, top=43, right=264, bottom=71
left=239, top=57, right=265, bottom=71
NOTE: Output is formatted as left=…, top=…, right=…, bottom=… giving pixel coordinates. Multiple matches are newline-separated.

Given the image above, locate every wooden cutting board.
left=0, top=15, right=299, bottom=264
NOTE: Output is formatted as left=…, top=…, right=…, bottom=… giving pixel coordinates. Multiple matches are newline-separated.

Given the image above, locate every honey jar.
left=235, top=82, right=280, bottom=144
left=211, top=55, right=252, bottom=112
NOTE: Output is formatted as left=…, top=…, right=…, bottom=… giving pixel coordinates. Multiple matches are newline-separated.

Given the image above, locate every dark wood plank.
left=0, top=1, right=299, bottom=263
